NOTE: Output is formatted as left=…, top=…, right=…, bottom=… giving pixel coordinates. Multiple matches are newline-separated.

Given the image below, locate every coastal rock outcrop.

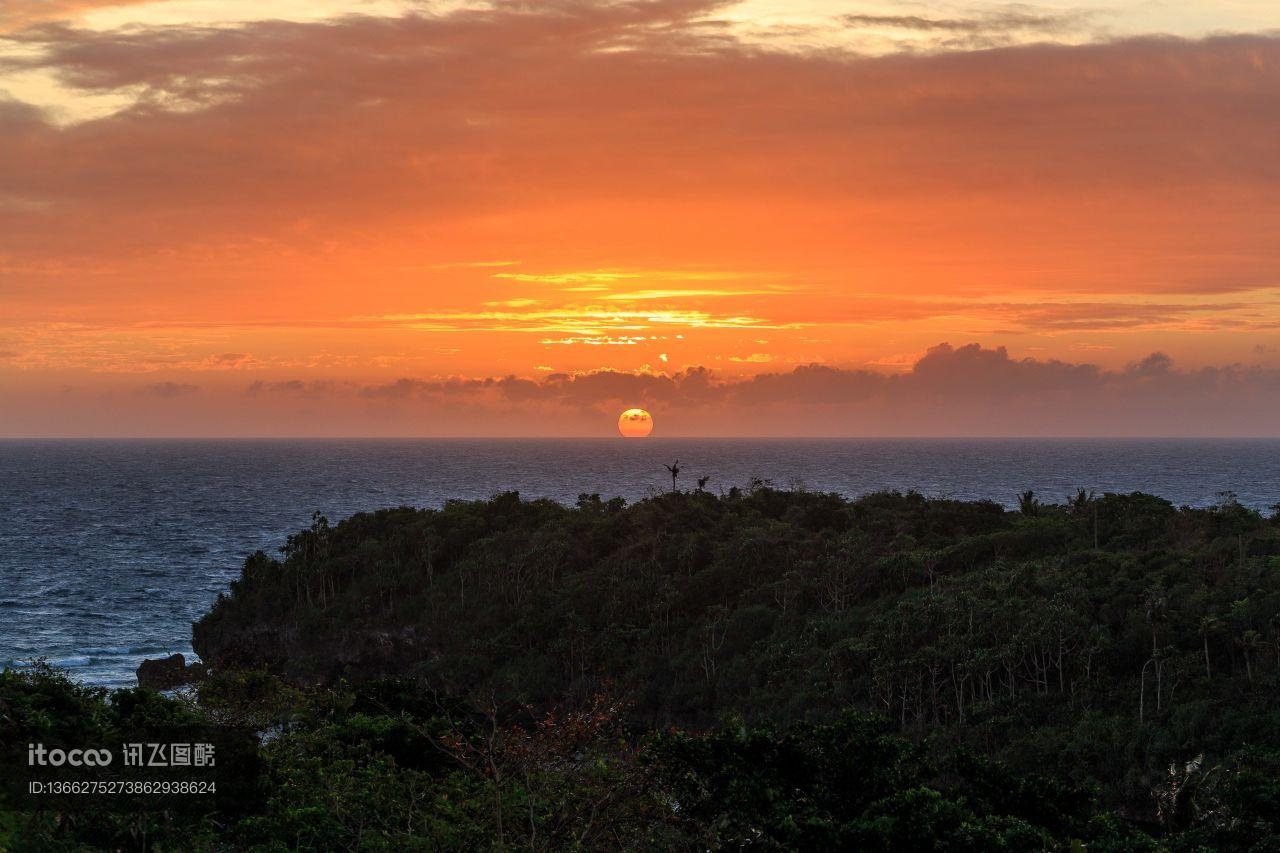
left=136, top=653, right=205, bottom=689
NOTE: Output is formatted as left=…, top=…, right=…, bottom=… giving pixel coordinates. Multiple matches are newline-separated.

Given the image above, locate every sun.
left=618, top=408, right=654, bottom=438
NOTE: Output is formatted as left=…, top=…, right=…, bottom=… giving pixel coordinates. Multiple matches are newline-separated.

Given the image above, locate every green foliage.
left=0, top=668, right=1151, bottom=851
left=0, top=664, right=222, bottom=851
left=10, top=487, right=1280, bottom=849
left=191, top=488, right=1280, bottom=838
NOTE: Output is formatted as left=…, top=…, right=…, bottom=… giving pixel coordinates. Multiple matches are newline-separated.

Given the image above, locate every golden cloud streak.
left=597, top=289, right=777, bottom=301
left=364, top=307, right=798, bottom=335
left=492, top=268, right=756, bottom=285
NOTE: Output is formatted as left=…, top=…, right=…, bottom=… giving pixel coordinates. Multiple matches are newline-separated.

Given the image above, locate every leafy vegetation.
left=0, top=667, right=1171, bottom=851
left=7, top=486, right=1280, bottom=849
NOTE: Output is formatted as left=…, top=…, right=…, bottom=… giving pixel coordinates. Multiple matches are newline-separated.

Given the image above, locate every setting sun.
left=618, top=408, right=654, bottom=438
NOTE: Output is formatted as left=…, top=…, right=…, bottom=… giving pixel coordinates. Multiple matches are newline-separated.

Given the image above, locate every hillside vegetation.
left=7, top=486, right=1280, bottom=849
left=198, top=487, right=1280, bottom=725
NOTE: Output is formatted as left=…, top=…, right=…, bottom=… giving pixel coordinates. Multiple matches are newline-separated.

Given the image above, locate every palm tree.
left=1144, top=587, right=1167, bottom=710
left=1236, top=629, right=1262, bottom=685
left=665, top=460, right=681, bottom=493
left=1069, top=488, right=1094, bottom=516
left=1140, top=655, right=1156, bottom=723
left=1018, top=490, right=1039, bottom=516
left=1198, top=615, right=1221, bottom=679
left=696, top=475, right=710, bottom=492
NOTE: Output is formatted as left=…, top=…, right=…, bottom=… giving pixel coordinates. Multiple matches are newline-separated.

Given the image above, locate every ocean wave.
left=74, top=645, right=162, bottom=656
left=47, top=656, right=91, bottom=667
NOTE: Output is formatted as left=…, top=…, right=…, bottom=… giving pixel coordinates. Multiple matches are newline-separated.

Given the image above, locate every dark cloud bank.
left=1, top=0, right=1277, bottom=274
left=235, top=344, right=1280, bottom=436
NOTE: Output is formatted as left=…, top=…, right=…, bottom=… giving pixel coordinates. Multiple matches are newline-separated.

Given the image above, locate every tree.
left=1198, top=615, right=1221, bottom=680
left=1068, top=488, right=1095, bottom=516
left=664, top=460, right=681, bottom=493
left=1236, top=630, right=1262, bottom=685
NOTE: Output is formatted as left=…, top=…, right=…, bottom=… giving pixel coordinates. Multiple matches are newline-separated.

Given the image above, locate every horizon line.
left=4, top=435, right=1280, bottom=442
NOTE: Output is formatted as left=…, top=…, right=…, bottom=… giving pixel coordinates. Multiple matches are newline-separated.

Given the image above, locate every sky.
left=1, top=0, right=1279, bottom=436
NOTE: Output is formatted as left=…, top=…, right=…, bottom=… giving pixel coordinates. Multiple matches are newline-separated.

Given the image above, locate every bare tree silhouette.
left=665, top=460, right=681, bottom=493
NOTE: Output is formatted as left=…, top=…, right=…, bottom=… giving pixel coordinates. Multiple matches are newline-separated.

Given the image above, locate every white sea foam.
left=47, top=655, right=91, bottom=667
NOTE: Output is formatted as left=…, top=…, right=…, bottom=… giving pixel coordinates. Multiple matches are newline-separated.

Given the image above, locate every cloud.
left=197, top=352, right=256, bottom=369
left=138, top=380, right=199, bottom=397
left=985, top=301, right=1259, bottom=333
left=842, top=14, right=1054, bottom=33
left=0, top=5, right=1276, bottom=288
left=0, top=0, right=1278, bottom=420
left=485, top=298, right=541, bottom=308
left=1129, top=351, right=1173, bottom=376
left=281, top=343, right=1280, bottom=435
left=326, top=343, right=1280, bottom=410
left=598, top=289, right=776, bottom=301
left=907, top=342, right=1102, bottom=393
left=841, top=5, right=1098, bottom=44
left=492, top=269, right=747, bottom=285
left=0, top=1, right=142, bottom=33
left=351, top=363, right=723, bottom=408
left=246, top=379, right=340, bottom=397
left=15, top=343, right=1280, bottom=436
left=362, top=307, right=792, bottom=334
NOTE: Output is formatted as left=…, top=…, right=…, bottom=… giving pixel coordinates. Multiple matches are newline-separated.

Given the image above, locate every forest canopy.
left=7, top=485, right=1280, bottom=849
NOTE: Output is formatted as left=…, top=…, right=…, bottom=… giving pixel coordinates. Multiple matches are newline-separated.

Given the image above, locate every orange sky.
left=2, top=1, right=1280, bottom=436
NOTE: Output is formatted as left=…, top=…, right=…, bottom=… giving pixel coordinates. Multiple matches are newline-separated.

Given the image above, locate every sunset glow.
left=2, top=1, right=1280, bottom=436
left=618, top=409, right=654, bottom=439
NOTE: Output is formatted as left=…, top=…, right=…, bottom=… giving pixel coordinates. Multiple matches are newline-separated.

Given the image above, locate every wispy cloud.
left=492, top=269, right=753, bottom=285
left=484, top=298, right=542, bottom=308
left=360, top=308, right=797, bottom=334
left=137, top=380, right=199, bottom=397
left=841, top=5, right=1096, bottom=35
left=596, top=289, right=778, bottom=301
left=0, top=0, right=141, bottom=32
left=406, top=260, right=521, bottom=271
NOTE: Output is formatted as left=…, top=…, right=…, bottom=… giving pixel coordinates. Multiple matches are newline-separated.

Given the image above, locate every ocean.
left=3, top=437, right=1279, bottom=687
